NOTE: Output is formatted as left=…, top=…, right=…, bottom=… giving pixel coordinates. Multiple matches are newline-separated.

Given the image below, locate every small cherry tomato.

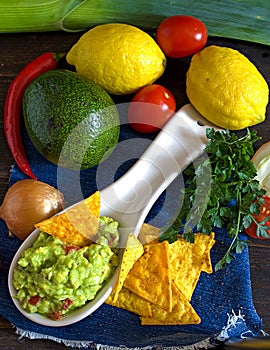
left=156, top=15, right=208, bottom=58
left=245, top=196, right=270, bottom=239
left=128, top=84, right=176, bottom=133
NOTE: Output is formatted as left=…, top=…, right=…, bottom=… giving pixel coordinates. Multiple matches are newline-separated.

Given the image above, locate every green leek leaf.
left=1, top=0, right=269, bottom=46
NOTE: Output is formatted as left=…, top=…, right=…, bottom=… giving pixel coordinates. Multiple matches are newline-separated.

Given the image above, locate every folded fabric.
left=0, top=129, right=263, bottom=349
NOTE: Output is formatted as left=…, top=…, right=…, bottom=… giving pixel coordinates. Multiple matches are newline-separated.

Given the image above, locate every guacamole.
left=13, top=216, right=119, bottom=320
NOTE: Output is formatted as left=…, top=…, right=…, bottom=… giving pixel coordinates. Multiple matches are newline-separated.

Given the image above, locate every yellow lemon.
left=66, top=23, right=166, bottom=95
left=186, top=45, right=269, bottom=130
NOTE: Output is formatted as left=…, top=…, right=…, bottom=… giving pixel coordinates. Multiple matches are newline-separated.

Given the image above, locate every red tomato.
left=62, top=298, right=73, bottom=310
left=156, top=15, right=208, bottom=58
left=28, top=295, right=41, bottom=306
left=49, top=310, right=63, bottom=320
left=245, top=196, right=270, bottom=239
left=128, top=84, right=176, bottom=133
left=65, top=245, right=80, bottom=254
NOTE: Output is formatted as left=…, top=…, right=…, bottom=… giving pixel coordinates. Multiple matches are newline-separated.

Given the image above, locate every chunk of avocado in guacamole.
left=13, top=216, right=119, bottom=320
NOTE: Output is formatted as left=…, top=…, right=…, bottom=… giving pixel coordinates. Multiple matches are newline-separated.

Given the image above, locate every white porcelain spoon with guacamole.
left=8, top=103, right=220, bottom=327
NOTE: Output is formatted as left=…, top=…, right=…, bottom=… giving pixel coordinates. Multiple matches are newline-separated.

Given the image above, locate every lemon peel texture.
left=186, top=45, right=269, bottom=130
left=67, top=23, right=166, bottom=95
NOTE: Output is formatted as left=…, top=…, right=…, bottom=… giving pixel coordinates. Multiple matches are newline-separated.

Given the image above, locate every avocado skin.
left=23, top=69, right=120, bottom=170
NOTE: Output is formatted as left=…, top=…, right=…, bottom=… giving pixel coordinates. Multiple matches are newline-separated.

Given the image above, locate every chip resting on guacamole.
left=35, top=191, right=100, bottom=246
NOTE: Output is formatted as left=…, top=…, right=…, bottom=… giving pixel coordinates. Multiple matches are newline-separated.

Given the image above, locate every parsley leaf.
left=159, top=128, right=267, bottom=270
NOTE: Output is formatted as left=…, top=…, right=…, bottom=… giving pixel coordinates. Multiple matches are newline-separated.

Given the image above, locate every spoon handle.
left=101, top=104, right=220, bottom=235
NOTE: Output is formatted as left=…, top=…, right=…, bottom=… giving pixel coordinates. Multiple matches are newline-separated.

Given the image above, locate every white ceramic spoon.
left=8, top=103, right=220, bottom=327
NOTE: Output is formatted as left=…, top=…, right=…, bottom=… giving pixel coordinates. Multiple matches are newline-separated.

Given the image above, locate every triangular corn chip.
left=83, top=191, right=100, bottom=218
left=106, top=287, right=152, bottom=318
left=141, top=282, right=201, bottom=325
left=168, top=232, right=215, bottom=301
left=138, top=223, right=161, bottom=245
left=35, top=191, right=100, bottom=247
left=124, top=240, right=172, bottom=312
left=201, top=236, right=215, bottom=274
left=109, top=233, right=144, bottom=304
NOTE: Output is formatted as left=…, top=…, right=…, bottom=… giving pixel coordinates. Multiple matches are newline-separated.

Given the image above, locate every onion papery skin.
left=0, top=179, right=64, bottom=240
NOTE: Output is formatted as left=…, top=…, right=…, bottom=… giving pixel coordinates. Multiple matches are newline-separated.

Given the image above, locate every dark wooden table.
left=1, top=31, right=270, bottom=349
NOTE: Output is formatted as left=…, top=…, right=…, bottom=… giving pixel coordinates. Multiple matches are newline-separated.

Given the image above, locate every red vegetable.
left=28, top=295, right=42, bottom=306
left=4, top=52, right=64, bottom=180
left=62, top=298, right=73, bottom=310
left=156, top=15, right=208, bottom=58
left=65, top=245, right=80, bottom=254
left=245, top=196, right=270, bottom=239
left=49, top=310, right=63, bottom=321
left=128, top=84, right=176, bottom=133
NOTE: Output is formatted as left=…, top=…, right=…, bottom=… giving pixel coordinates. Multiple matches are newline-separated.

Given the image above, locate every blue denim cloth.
left=0, top=128, right=263, bottom=348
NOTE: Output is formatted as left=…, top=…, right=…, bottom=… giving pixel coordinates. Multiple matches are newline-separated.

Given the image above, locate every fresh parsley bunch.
left=159, top=128, right=267, bottom=270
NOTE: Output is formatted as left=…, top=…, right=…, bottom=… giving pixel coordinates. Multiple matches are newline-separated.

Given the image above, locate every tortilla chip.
left=201, top=236, right=215, bottom=274
left=106, top=227, right=214, bottom=325
left=138, top=223, right=161, bottom=245
left=106, top=287, right=152, bottom=318
left=168, top=232, right=215, bottom=301
left=35, top=191, right=100, bottom=247
left=83, top=191, right=100, bottom=218
left=141, top=282, right=201, bottom=325
left=110, top=233, right=144, bottom=304
left=124, top=240, right=172, bottom=312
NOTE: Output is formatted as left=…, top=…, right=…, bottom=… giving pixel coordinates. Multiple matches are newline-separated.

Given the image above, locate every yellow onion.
left=0, top=179, right=64, bottom=240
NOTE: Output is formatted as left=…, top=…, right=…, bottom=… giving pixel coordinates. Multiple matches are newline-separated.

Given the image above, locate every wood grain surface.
left=1, top=31, right=270, bottom=349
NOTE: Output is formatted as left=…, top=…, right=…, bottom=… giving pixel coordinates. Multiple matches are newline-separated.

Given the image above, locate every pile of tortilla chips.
left=106, top=225, right=215, bottom=326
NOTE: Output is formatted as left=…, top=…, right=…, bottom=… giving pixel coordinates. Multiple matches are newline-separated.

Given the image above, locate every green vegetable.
left=159, top=128, right=267, bottom=271
left=1, top=0, right=270, bottom=46
left=0, top=0, right=83, bottom=32
left=23, top=69, right=120, bottom=170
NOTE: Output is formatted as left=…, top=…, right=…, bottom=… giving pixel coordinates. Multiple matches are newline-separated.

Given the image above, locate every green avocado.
left=23, top=69, right=120, bottom=170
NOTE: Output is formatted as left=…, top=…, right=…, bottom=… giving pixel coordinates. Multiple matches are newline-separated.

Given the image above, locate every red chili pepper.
left=4, top=52, right=65, bottom=180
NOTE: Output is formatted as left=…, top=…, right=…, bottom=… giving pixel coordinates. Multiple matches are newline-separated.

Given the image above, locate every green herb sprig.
left=159, top=128, right=267, bottom=270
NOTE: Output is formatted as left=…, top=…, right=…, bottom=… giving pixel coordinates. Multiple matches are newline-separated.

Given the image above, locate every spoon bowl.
left=8, top=104, right=221, bottom=327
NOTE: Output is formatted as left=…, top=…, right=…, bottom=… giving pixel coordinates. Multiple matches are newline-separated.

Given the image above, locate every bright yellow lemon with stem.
left=66, top=23, right=166, bottom=95
left=186, top=45, right=269, bottom=130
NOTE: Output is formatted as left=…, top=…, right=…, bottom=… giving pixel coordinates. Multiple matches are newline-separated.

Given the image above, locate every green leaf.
left=182, top=230, right=195, bottom=243
left=256, top=224, right=270, bottom=238
left=242, top=214, right=253, bottom=229
left=235, top=239, right=248, bottom=254
left=158, top=230, right=178, bottom=244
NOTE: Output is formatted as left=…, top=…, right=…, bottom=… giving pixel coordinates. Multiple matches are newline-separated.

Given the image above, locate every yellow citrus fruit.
left=66, top=23, right=166, bottom=95
left=186, top=45, right=269, bottom=130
